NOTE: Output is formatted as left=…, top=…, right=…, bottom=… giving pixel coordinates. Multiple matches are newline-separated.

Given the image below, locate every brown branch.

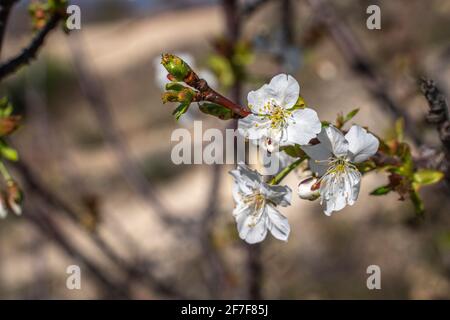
left=199, top=164, right=227, bottom=298
left=183, top=68, right=250, bottom=117
left=0, top=13, right=63, bottom=81
left=223, top=0, right=264, bottom=300
left=306, top=0, right=423, bottom=146
left=419, top=78, right=450, bottom=183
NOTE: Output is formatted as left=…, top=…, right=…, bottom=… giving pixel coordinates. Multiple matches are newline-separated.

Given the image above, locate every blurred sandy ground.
left=0, top=0, right=449, bottom=298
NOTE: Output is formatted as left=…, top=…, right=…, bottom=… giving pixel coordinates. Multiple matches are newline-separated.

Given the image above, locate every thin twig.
left=25, top=199, right=132, bottom=299
left=13, top=159, right=188, bottom=299
left=0, top=13, right=63, bottom=81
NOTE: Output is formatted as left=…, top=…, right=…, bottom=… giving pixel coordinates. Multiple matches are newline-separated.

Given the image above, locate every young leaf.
left=165, top=83, right=187, bottom=92
left=199, top=103, right=234, bottom=120
left=370, top=185, right=392, bottom=196
left=0, top=141, right=19, bottom=162
left=344, top=108, right=359, bottom=122
left=413, top=169, right=444, bottom=186
left=281, top=144, right=306, bottom=158
left=172, top=101, right=191, bottom=121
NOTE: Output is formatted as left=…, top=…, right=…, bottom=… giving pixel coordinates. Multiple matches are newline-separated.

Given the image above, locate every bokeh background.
left=0, top=0, right=449, bottom=299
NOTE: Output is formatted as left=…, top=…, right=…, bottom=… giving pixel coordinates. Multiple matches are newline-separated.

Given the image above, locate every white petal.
left=284, top=108, right=322, bottom=145
left=247, top=85, right=268, bottom=114
left=301, top=143, right=331, bottom=176
left=320, top=174, right=347, bottom=215
left=261, top=183, right=292, bottom=206
left=238, top=114, right=271, bottom=140
left=318, top=126, right=349, bottom=158
left=266, top=205, right=290, bottom=241
left=264, top=74, right=300, bottom=109
left=229, top=164, right=261, bottom=196
left=230, top=164, right=262, bottom=184
left=319, top=168, right=361, bottom=215
left=345, top=125, right=380, bottom=163
left=345, top=167, right=361, bottom=205
left=241, top=216, right=268, bottom=244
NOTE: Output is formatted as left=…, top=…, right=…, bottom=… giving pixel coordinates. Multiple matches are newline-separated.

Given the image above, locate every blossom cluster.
left=231, top=74, right=379, bottom=243
left=160, top=54, right=443, bottom=245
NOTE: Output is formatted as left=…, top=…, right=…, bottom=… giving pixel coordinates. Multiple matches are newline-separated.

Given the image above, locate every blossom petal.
left=261, top=183, right=292, bottom=206
left=318, top=126, right=349, bottom=158
left=266, top=205, right=290, bottom=241
left=229, top=164, right=261, bottom=196
left=284, top=108, right=322, bottom=145
left=240, top=215, right=268, bottom=244
left=301, top=143, right=331, bottom=176
left=344, top=167, right=361, bottom=206
left=238, top=114, right=271, bottom=141
left=319, top=167, right=361, bottom=215
left=320, top=174, right=347, bottom=215
left=247, top=85, right=268, bottom=113
left=345, top=125, right=379, bottom=163
left=264, top=74, right=300, bottom=109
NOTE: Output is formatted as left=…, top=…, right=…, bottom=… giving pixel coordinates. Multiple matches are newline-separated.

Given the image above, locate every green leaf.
left=172, top=101, right=191, bottom=121
left=281, top=144, right=306, bottom=158
left=410, top=189, right=425, bottom=216
left=0, top=141, right=19, bottom=161
left=199, top=103, right=234, bottom=120
left=165, top=83, right=186, bottom=92
left=344, top=108, right=359, bottom=122
left=413, top=169, right=444, bottom=186
left=0, top=97, right=13, bottom=118
left=370, top=185, right=392, bottom=196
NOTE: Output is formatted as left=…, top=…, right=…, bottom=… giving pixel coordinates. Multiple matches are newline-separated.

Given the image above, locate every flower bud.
left=297, top=177, right=320, bottom=201
left=6, top=180, right=23, bottom=216
left=162, top=87, right=195, bottom=104
left=162, top=91, right=180, bottom=103
left=161, top=54, right=192, bottom=82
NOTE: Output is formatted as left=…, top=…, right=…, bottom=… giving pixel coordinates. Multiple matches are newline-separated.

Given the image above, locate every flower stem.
left=269, top=156, right=306, bottom=185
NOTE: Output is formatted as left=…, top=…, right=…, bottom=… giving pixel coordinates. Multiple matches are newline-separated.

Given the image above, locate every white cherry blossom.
left=230, top=164, right=291, bottom=244
left=238, top=74, right=321, bottom=152
left=301, top=125, right=379, bottom=215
